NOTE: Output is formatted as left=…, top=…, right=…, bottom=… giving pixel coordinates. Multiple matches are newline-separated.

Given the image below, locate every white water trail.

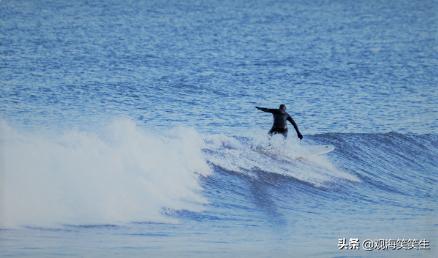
left=204, top=131, right=359, bottom=186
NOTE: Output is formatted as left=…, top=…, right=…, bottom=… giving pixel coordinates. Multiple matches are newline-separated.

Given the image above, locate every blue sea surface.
left=1, top=0, right=437, bottom=257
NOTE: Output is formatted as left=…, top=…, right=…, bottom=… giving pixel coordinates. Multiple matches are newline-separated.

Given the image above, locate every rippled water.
left=2, top=0, right=437, bottom=133
left=1, top=0, right=437, bottom=257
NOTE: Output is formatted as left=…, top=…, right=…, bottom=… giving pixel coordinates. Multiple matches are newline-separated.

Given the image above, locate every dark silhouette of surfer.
left=256, top=104, right=303, bottom=140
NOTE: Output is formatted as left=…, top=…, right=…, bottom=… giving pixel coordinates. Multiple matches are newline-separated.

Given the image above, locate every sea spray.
left=0, top=118, right=211, bottom=227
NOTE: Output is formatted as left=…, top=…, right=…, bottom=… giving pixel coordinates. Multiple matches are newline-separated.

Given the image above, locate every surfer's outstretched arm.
left=256, top=106, right=275, bottom=113
left=287, top=116, right=303, bottom=140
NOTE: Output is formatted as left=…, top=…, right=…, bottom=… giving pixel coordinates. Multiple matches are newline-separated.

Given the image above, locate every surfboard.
left=254, top=144, right=334, bottom=162
left=302, top=144, right=335, bottom=156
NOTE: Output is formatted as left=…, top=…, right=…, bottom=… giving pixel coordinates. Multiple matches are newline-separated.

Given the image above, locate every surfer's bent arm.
left=256, top=107, right=275, bottom=113
left=287, top=116, right=303, bottom=139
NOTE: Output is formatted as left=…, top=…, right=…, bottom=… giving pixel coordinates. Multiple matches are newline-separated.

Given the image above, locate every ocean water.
left=1, top=0, right=437, bottom=257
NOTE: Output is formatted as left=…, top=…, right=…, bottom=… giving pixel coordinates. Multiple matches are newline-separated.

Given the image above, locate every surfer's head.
left=279, top=104, right=286, bottom=111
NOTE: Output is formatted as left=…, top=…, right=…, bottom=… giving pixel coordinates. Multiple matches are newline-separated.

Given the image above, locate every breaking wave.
left=1, top=118, right=436, bottom=227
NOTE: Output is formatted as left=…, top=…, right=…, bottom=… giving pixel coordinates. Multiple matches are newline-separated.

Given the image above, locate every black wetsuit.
left=256, top=107, right=303, bottom=139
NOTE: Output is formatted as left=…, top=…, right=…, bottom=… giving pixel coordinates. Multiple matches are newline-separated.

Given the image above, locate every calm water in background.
left=1, top=0, right=437, bottom=257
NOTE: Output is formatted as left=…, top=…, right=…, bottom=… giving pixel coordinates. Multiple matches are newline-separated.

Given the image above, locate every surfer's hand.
left=298, top=133, right=303, bottom=140
left=256, top=106, right=262, bottom=110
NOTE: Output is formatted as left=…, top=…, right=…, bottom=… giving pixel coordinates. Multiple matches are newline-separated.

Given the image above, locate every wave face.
left=201, top=131, right=437, bottom=228
left=1, top=118, right=437, bottom=228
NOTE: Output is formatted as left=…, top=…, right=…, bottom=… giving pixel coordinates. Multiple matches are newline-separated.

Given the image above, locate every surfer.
left=256, top=104, right=303, bottom=140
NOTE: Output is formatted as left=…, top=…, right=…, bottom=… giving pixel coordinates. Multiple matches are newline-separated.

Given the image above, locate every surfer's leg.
left=269, top=128, right=287, bottom=138
left=268, top=128, right=275, bottom=136
left=281, top=130, right=288, bottom=138
left=267, top=129, right=274, bottom=147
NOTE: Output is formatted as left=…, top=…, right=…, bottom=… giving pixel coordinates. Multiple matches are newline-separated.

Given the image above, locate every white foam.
left=204, top=132, right=360, bottom=186
left=0, top=118, right=211, bottom=227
